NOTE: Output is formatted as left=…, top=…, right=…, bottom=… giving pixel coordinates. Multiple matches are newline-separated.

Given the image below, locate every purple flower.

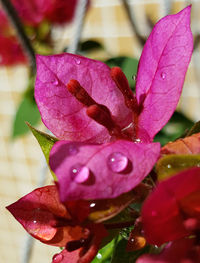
left=34, top=6, right=193, bottom=202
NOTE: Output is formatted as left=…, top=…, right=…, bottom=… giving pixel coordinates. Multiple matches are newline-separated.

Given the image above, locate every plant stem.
left=0, top=0, right=36, bottom=72
left=121, top=0, right=146, bottom=46
left=67, top=0, right=88, bottom=54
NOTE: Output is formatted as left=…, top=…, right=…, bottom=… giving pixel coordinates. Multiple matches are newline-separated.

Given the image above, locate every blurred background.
left=1, top=0, right=200, bottom=262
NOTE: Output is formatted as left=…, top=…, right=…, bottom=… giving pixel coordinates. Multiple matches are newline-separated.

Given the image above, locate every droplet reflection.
left=161, top=72, right=166, bottom=80
left=71, top=164, right=90, bottom=183
left=52, top=253, right=63, bottom=263
left=75, top=59, right=81, bottom=65
left=67, top=144, right=78, bottom=155
left=107, top=152, right=128, bottom=173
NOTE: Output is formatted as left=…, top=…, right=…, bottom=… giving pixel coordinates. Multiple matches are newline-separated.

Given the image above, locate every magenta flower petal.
left=0, top=10, right=26, bottom=65
left=52, top=249, right=81, bottom=263
left=6, top=185, right=79, bottom=245
left=45, top=0, right=79, bottom=25
left=49, top=140, right=160, bottom=201
left=6, top=186, right=59, bottom=242
left=12, top=0, right=79, bottom=26
left=136, top=238, right=200, bottom=263
left=0, top=35, right=27, bottom=65
left=0, top=10, right=9, bottom=31
left=136, top=6, right=193, bottom=140
left=141, top=167, right=200, bottom=246
left=35, top=54, right=132, bottom=142
left=11, top=0, right=49, bottom=26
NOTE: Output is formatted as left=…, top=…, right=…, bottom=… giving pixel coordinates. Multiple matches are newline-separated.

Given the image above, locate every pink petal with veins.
left=6, top=185, right=84, bottom=247
left=49, top=140, right=160, bottom=201
left=35, top=54, right=132, bottom=143
left=136, top=6, right=193, bottom=140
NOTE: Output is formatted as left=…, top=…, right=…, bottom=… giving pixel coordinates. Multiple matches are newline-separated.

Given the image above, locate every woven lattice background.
left=1, top=1, right=200, bottom=262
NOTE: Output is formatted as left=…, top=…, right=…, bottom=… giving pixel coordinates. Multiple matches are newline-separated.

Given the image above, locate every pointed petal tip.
left=180, top=5, right=192, bottom=19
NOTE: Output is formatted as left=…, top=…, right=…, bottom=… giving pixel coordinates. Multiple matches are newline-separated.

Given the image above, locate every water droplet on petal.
left=52, top=253, right=63, bottom=263
left=134, top=126, right=151, bottom=143
left=67, top=144, right=78, bottom=155
left=107, top=152, right=128, bottom=173
left=97, top=253, right=102, bottom=259
left=90, top=202, right=96, bottom=208
left=161, top=72, right=166, bottom=80
left=71, top=164, right=90, bottom=183
left=52, top=79, right=59, bottom=85
left=132, top=75, right=137, bottom=81
left=135, top=138, right=141, bottom=143
left=130, top=238, right=135, bottom=243
left=31, top=208, right=41, bottom=225
left=75, top=59, right=81, bottom=65
left=167, top=164, right=172, bottom=169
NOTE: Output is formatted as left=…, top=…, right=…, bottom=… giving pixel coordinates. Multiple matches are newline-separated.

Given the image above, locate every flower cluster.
left=138, top=167, right=200, bottom=262
left=7, top=6, right=199, bottom=263
left=11, top=0, right=79, bottom=26
left=0, top=0, right=78, bottom=65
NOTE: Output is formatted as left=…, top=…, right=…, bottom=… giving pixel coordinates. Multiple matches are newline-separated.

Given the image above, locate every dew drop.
left=31, top=208, right=41, bottom=225
left=52, top=79, right=59, bottom=85
left=75, top=59, right=81, bottom=65
left=130, top=238, right=135, bottom=243
left=161, top=72, right=166, bottom=80
left=132, top=75, right=137, bottom=81
left=134, top=126, right=151, bottom=143
left=90, top=202, right=96, bottom=208
left=135, top=138, right=141, bottom=143
left=97, top=253, right=102, bottom=259
left=52, top=253, right=63, bottom=263
left=71, top=164, right=90, bottom=183
left=67, top=144, right=78, bottom=155
left=167, top=164, right=172, bottom=169
left=107, top=152, right=128, bottom=173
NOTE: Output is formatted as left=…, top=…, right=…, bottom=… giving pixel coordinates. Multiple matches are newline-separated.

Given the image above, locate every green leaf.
left=186, top=120, right=200, bottom=137
left=27, top=123, right=58, bottom=179
left=154, top=111, right=194, bottom=146
left=105, top=56, right=138, bottom=89
left=12, top=96, right=41, bottom=138
left=111, top=239, right=150, bottom=263
left=92, top=239, right=116, bottom=263
left=156, top=154, right=200, bottom=181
